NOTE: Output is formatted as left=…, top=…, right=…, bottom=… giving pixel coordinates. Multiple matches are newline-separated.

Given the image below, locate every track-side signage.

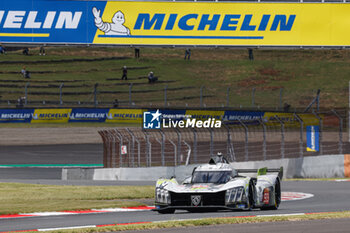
left=306, top=125, right=320, bottom=152
left=1, top=1, right=350, bottom=46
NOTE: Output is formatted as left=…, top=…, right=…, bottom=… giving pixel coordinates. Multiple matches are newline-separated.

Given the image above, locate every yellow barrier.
left=105, top=109, right=145, bottom=123
left=93, top=2, right=350, bottom=46
left=263, top=112, right=320, bottom=126
left=31, top=109, right=71, bottom=123
left=185, top=110, right=225, bottom=121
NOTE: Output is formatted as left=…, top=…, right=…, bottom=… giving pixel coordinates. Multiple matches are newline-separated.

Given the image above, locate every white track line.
left=38, top=225, right=96, bottom=231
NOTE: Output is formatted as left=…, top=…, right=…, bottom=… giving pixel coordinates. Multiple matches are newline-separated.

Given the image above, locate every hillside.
left=0, top=47, right=348, bottom=109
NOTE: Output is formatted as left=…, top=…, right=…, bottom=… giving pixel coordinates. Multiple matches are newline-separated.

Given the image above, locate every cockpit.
left=191, top=171, right=233, bottom=184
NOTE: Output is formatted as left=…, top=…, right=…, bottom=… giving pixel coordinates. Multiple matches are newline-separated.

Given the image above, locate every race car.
left=154, top=153, right=283, bottom=214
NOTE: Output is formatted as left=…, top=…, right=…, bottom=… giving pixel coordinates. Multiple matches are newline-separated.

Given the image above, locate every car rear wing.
left=236, top=167, right=283, bottom=180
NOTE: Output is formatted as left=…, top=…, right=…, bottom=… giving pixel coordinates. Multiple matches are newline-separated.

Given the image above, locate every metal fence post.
left=164, top=85, right=168, bottom=107
left=98, top=130, right=108, bottom=168
left=111, top=131, right=117, bottom=168
left=208, top=128, right=214, bottom=157
left=129, top=83, right=133, bottom=106
left=126, top=128, right=140, bottom=167
left=114, top=129, right=123, bottom=167
left=238, top=119, right=249, bottom=161
left=142, top=130, right=151, bottom=167
left=59, top=83, right=64, bottom=105
left=94, top=83, right=98, bottom=107
left=258, top=119, right=267, bottom=160
left=332, top=110, right=343, bottom=154
left=192, top=128, right=197, bottom=164
left=294, top=113, right=304, bottom=158
left=279, top=88, right=283, bottom=110
left=25, top=82, right=30, bottom=105
left=226, top=87, right=230, bottom=107
left=175, top=129, right=182, bottom=164
left=113, top=132, right=120, bottom=168
left=200, top=86, right=204, bottom=108
left=105, top=132, right=111, bottom=168
left=183, top=140, right=192, bottom=166
left=137, top=138, right=141, bottom=167
left=312, top=111, right=323, bottom=155
left=252, top=88, right=256, bottom=107
left=223, top=124, right=235, bottom=162
left=125, top=128, right=135, bottom=167
left=316, top=91, right=320, bottom=112
left=107, top=131, right=116, bottom=168
left=275, top=116, right=285, bottom=159
left=169, top=139, right=177, bottom=166
left=160, top=129, right=165, bottom=166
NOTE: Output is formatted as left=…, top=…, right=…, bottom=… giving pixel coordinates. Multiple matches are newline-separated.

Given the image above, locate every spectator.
left=283, top=103, right=291, bottom=112
left=0, top=45, right=5, bottom=54
left=184, top=48, right=191, bottom=60
left=148, top=71, right=158, bottom=83
left=21, top=66, right=31, bottom=79
left=113, top=99, right=119, bottom=108
left=121, top=66, right=128, bottom=80
left=39, top=46, right=46, bottom=56
left=23, top=48, right=29, bottom=56
left=135, top=48, right=140, bottom=58
left=16, top=97, right=26, bottom=108
left=248, top=48, right=254, bottom=61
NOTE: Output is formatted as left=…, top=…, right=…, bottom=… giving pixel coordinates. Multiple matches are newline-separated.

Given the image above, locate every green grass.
left=0, top=183, right=154, bottom=215
left=1, top=47, right=349, bottom=109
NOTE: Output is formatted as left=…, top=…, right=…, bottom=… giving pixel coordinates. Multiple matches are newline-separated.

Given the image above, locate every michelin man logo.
left=143, top=110, right=162, bottom=129
left=92, top=7, right=131, bottom=35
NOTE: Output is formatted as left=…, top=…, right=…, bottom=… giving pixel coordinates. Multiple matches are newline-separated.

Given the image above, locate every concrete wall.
left=232, top=154, right=344, bottom=179
left=62, top=154, right=347, bottom=181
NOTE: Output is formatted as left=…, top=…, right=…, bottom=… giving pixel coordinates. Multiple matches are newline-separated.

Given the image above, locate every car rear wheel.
left=272, top=178, right=281, bottom=210
left=260, top=178, right=281, bottom=210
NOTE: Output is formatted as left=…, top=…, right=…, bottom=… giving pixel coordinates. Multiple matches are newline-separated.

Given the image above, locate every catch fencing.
left=98, top=109, right=349, bottom=168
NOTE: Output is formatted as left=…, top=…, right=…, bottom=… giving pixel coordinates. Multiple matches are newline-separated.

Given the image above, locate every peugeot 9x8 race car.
left=154, top=154, right=283, bottom=214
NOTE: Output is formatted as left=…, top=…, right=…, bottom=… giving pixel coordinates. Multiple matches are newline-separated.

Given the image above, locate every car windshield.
left=191, top=171, right=231, bottom=184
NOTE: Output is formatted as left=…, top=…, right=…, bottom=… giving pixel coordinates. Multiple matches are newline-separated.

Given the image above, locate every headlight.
left=225, top=186, right=244, bottom=204
left=155, top=188, right=171, bottom=204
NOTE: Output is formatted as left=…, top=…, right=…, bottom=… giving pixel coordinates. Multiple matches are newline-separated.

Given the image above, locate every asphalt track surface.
left=0, top=144, right=102, bottom=165
left=1, top=181, right=350, bottom=232
left=0, top=144, right=102, bottom=179
left=125, top=218, right=350, bottom=233
left=1, top=144, right=350, bottom=232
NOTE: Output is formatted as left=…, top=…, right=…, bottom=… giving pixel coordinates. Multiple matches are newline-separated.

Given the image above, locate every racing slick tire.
left=248, top=179, right=256, bottom=209
left=260, top=178, right=281, bottom=210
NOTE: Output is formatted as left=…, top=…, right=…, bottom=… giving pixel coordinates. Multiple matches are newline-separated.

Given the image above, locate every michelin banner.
left=0, top=108, right=321, bottom=125
left=105, top=109, right=144, bottom=123
left=31, top=109, right=71, bottom=123
left=69, top=108, right=109, bottom=123
left=0, top=109, right=33, bottom=123
left=1, top=0, right=350, bottom=46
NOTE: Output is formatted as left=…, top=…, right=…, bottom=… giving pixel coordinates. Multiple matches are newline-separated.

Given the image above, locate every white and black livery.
left=154, top=153, right=283, bottom=214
